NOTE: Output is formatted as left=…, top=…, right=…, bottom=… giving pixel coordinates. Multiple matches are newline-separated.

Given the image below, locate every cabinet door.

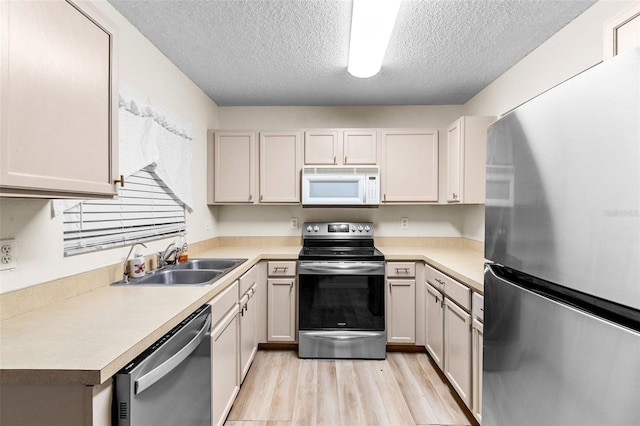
left=425, top=282, right=445, bottom=369
left=267, top=278, right=296, bottom=342
left=444, top=298, right=472, bottom=407
left=259, top=131, right=301, bottom=203
left=343, top=130, right=377, bottom=165
left=386, top=279, right=416, bottom=343
left=239, top=287, right=258, bottom=383
left=0, top=0, right=118, bottom=197
left=212, top=132, right=256, bottom=203
left=304, top=130, right=339, bottom=165
left=211, top=308, right=240, bottom=426
left=446, top=120, right=462, bottom=203
left=472, top=319, right=483, bottom=423
left=381, top=129, right=438, bottom=202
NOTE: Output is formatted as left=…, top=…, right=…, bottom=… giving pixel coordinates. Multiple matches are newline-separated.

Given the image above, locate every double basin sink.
left=114, top=258, right=248, bottom=286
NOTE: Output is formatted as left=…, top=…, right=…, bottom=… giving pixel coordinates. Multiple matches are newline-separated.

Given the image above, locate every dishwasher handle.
left=135, top=313, right=211, bottom=395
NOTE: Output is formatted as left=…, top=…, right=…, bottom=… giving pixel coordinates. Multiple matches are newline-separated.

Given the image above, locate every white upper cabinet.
left=446, top=116, right=495, bottom=204
left=0, top=0, right=119, bottom=198
left=209, top=131, right=257, bottom=204
left=304, top=129, right=378, bottom=166
left=604, top=2, right=640, bottom=59
left=381, top=129, right=438, bottom=203
left=259, top=131, right=302, bottom=203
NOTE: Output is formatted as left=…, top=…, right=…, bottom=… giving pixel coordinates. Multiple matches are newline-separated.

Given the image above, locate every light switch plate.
left=400, top=217, right=409, bottom=229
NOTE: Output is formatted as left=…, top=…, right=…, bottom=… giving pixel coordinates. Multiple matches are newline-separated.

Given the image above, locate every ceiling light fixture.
left=347, top=0, right=401, bottom=79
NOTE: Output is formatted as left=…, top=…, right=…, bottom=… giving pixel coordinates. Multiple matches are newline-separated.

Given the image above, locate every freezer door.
left=485, top=48, right=640, bottom=311
left=483, top=265, right=640, bottom=426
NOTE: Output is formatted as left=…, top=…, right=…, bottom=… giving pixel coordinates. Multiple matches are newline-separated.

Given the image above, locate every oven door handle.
left=298, top=262, right=385, bottom=275
left=134, top=313, right=211, bottom=395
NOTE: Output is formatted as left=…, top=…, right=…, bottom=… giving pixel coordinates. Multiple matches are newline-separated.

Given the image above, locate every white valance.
left=53, top=87, right=193, bottom=216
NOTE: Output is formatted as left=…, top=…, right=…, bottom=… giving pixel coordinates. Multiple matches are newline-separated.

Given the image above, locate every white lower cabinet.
left=209, top=281, right=240, bottom=426
left=444, top=297, right=472, bottom=407
left=472, top=318, right=483, bottom=423
left=386, top=262, right=417, bottom=344
left=267, top=261, right=297, bottom=342
left=239, top=265, right=259, bottom=383
left=424, top=263, right=474, bottom=411
left=425, top=282, right=445, bottom=369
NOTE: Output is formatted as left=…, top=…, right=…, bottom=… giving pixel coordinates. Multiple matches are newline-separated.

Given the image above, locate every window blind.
left=63, top=166, right=186, bottom=256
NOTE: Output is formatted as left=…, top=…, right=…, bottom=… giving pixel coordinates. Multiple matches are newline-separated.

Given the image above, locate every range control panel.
left=303, top=222, right=374, bottom=238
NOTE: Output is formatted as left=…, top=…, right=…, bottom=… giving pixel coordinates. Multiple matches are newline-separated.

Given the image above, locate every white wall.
left=464, top=0, right=637, bottom=117
left=0, top=0, right=220, bottom=293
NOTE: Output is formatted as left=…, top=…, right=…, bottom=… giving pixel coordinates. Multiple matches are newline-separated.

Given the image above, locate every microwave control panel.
left=365, top=174, right=380, bottom=204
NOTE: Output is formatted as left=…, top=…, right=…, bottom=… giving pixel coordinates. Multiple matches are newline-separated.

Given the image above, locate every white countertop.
left=0, top=240, right=484, bottom=385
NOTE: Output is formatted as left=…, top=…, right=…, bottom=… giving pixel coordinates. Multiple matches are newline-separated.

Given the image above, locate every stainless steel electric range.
left=298, top=222, right=386, bottom=359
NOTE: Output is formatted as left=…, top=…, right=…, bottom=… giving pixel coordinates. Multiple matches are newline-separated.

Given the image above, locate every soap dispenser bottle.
left=178, top=234, right=189, bottom=263
left=129, top=248, right=146, bottom=278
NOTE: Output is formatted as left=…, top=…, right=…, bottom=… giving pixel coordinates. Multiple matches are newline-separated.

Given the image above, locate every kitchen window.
left=62, top=165, right=186, bottom=256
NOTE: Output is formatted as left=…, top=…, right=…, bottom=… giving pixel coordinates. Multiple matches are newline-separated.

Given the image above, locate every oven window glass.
left=309, top=181, right=359, bottom=198
left=299, top=274, right=384, bottom=330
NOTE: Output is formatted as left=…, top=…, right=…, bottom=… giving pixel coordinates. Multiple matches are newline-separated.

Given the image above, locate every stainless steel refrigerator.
left=483, top=47, right=640, bottom=425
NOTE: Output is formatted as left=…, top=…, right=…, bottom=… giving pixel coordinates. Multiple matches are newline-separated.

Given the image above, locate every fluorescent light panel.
left=348, top=0, right=401, bottom=79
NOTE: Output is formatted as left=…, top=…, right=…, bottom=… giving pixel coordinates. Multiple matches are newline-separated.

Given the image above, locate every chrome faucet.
left=157, top=242, right=179, bottom=269
left=123, top=242, right=147, bottom=283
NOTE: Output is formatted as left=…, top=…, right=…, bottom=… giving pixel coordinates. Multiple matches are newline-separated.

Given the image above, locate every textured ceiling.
left=108, top=0, right=598, bottom=106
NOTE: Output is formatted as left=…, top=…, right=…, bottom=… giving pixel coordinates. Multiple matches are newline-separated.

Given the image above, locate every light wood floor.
left=225, top=350, right=476, bottom=426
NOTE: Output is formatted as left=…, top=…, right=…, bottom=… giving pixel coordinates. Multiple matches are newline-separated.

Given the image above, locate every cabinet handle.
left=260, top=194, right=263, bottom=201
left=249, top=194, right=253, bottom=201
left=344, top=156, right=347, bottom=164
left=113, top=175, right=125, bottom=188
left=453, top=193, right=458, bottom=199
left=383, top=193, right=387, bottom=202
left=274, top=266, right=288, bottom=272
left=435, top=278, right=445, bottom=285
left=395, top=267, right=411, bottom=274
left=333, top=156, right=337, bottom=164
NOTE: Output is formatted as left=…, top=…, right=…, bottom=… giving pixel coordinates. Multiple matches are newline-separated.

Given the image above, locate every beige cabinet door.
left=267, top=278, right=296, bottom=342
left=472, top=318, right=483, bottom=423
left=386, top=278, right=416, bottom=343
left=444, top=297, right=472, bottom=407
left=446, top=116, right=495, bottom=204
left=425, top=282, right=445, bottom=369
left=446, top=120, right=462, bottom=203
left=604, top=3, right=640, bottom=59
left=343, top=130, right=377, bottom=165
left=304, top=130, right=340, bottom=165
left=211, top=131, right=256, bottom=204
left=211, top=308, right=240, bottom=426
left=259, top=131, right=301, bottom=203
left=0, top=0, right=118, bottom=198
left=239, top=287, right=258, bottom=383
left=381, top=129, right=438, bottom=202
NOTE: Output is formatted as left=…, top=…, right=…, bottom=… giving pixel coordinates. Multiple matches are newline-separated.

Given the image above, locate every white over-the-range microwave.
left=301, top=167, right=380, bottom=207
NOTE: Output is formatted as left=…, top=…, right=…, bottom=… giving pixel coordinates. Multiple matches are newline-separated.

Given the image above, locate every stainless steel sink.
left=134, top=269, right=224, bottom=285
left=173, top=258, right=247, bottom=271
left=112, top=257, right=248, bottom=286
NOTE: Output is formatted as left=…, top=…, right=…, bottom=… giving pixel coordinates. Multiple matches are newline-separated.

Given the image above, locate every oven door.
left=298, top=260, right=386, bottom=359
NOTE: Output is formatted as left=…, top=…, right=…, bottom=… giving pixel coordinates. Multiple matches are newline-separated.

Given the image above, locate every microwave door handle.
left=134, top=313, right=212, bottom=395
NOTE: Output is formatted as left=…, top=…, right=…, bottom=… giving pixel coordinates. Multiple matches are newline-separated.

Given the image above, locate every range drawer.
left=267, top=261, right=296, bottom=277
left=386, top=262, right=416, bottom=278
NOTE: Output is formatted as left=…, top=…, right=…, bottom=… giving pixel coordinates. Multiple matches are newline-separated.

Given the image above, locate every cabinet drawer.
left=387, top=262, right=415, bottom=278
left=445, top=278, right=471, bottom=311
left=427, top=265, right=447, bottom=292
left=472, top=292, right=484, bottom=322
left=267, top=261, right=296, bottom=277
left=210, top=280, right=239, bottom=325
left=239, top=265, right=258, bottom=295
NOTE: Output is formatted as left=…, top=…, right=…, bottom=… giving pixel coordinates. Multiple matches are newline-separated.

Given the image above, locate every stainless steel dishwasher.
left=113, top=304, right=212, bottom=426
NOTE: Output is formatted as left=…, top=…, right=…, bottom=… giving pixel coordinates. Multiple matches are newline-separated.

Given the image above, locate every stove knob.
left=306, top=225, right=313, bottom=232
left=364, top=225, right=371, bottom=232
left=358, top=226, right=363, bottom=232
left=313, top=225, right=320, bottom=232
left=351, top=226, right=356, bottom=232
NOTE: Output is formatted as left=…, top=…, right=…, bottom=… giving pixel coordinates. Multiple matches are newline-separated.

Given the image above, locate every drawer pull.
left=273, top=266, right=289, bottom=272
left=395, top=267, right=411, bottom=273
left=435, top=278, right=445, bottom=285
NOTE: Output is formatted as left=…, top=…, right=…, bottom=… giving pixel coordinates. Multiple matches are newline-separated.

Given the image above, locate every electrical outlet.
left=0, top=239, right=17, bottom=270
left=400, top=217, right=409, bottom=229
left=290, top=217, right=299, bottom=229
